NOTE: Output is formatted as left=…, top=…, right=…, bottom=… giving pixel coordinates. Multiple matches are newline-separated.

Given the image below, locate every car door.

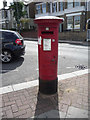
left=2, top=31, right=15, bottom=50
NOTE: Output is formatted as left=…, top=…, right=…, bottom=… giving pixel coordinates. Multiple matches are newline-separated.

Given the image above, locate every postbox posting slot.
left=41, top=31, right=54, bottom=34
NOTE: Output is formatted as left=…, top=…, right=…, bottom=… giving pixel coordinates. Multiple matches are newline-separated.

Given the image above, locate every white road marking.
left=66, top=66, right=75, bottom=69
left=24, top=41, right=38, bottom=45
left=0, top=69, right=89, bottom=94
left=1, top=69, right=18, bottom=73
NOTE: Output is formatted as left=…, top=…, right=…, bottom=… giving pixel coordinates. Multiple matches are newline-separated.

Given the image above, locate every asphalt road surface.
left=1, top=41, right=89, bottom=87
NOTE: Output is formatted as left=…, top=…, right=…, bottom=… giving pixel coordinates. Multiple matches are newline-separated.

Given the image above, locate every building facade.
left=0, top=6, right=13, bottom=29
left=35, top=0, right=90, bottom=41
left=0, top=0, right=15, bottom=29
left=0, top=0, right=30, bottom=30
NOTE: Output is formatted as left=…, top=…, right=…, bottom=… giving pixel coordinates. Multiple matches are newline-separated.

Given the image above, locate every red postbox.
left=34, top=16, right=64, bottom=94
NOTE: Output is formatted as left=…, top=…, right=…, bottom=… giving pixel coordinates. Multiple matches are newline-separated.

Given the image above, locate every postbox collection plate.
left=43, top=39, right=51, bottom=51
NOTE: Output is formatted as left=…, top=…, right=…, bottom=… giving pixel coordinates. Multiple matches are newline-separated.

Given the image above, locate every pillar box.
left=34, top=16, right=64, bottom=94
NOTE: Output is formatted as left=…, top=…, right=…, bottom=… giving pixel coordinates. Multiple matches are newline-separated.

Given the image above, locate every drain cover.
left=75, top=64, right=87, bottom=70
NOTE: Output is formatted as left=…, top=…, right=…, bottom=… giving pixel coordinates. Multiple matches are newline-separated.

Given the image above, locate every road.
left=1, top=41, right=89, bottom=87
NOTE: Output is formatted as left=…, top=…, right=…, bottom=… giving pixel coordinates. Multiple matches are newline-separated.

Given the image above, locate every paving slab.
left=66, top=106, right=88, bottom=118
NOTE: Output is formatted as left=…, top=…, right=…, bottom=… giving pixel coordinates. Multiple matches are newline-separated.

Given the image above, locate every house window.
left=24, top=6, right=27, bottom=11
left=5, top=10, right=8, bottom=18
left=36, top=5, right=41, bottom=14
left=67, top=16, right=73, bottom=30
left=2, top=10, right=4, bottom=18
left=74, top=0, right=80, bottom=7
left=60, top=2, right=63, bottom=11
left=59, top=24, right=63, bottom=32
left=67, top=2, right=73, bottom=8
left=42, top=3, right=46, bottom=13
left=74, top=16, right=80, bottom=29
left=52, top=2, right=57, bottom=12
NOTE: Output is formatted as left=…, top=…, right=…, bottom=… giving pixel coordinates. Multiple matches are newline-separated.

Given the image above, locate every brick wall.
left=21, top=30, right=87, bottom=41
left=29, top=3, right=35, bottom=18
left=21, top=30, right=37, bottom=38
left=59, top=31, right=87, bottom=41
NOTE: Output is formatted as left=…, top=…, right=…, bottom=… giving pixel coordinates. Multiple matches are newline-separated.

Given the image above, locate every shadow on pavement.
left=34, top=91, right=61, bottom=119
left=1, top=57, right=24, bottom=74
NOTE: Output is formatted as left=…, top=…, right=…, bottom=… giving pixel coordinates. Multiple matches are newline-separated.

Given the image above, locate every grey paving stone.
left=36, top=110, right=66, bottom=118
left=66, top=106, right=88, bottom=118
left=37, top=113, right=47, bottom=118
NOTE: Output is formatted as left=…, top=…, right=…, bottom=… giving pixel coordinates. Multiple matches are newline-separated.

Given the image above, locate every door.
left=87, top=20, right=90, bottom=41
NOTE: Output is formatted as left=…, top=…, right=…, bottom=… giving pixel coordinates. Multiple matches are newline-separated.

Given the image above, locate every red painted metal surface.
left=34, top=16, right=63, bottom=81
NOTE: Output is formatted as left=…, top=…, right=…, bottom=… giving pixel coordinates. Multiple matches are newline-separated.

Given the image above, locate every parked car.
left=0, top=29, right=25, bottom=63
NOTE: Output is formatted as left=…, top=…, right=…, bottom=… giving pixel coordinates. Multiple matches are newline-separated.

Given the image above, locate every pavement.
left=24, top=37, right=90, bottom=46
left=0, top=69, right=89, bottom=119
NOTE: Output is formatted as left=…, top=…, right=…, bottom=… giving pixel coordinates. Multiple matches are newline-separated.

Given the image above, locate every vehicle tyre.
left=0, top=50, right=12, bottom=63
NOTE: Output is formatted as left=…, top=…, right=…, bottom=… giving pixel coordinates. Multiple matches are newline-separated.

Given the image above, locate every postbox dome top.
left=34, top=16, right=64, bottom=25
left=35, top=16, right=64, bottom=20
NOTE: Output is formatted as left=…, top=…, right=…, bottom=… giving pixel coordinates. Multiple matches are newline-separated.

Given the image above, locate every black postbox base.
left=39, top=78, right=58, bottom=95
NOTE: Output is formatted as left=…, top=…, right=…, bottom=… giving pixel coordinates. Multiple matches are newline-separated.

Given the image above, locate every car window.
left=2, top=32, right=17, bottom=41
left=15, top=32, right=23, bottom=39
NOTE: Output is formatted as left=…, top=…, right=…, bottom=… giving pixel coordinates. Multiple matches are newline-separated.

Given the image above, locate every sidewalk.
left=24, top=37, right=90, bottom=46
left=0, top=73, right=89, bottom=119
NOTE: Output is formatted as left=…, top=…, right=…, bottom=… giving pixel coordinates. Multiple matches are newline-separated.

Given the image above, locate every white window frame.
left=66, top=12, right=82, bottom=17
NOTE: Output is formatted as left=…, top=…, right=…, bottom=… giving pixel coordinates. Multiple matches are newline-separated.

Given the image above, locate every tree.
left=20, top=18, right=30, bottom=30
left=10, top=2, right=27, bottom=32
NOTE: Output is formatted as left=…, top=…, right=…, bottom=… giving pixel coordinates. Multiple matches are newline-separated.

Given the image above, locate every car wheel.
left=0, top=50, right=12, bottom=63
